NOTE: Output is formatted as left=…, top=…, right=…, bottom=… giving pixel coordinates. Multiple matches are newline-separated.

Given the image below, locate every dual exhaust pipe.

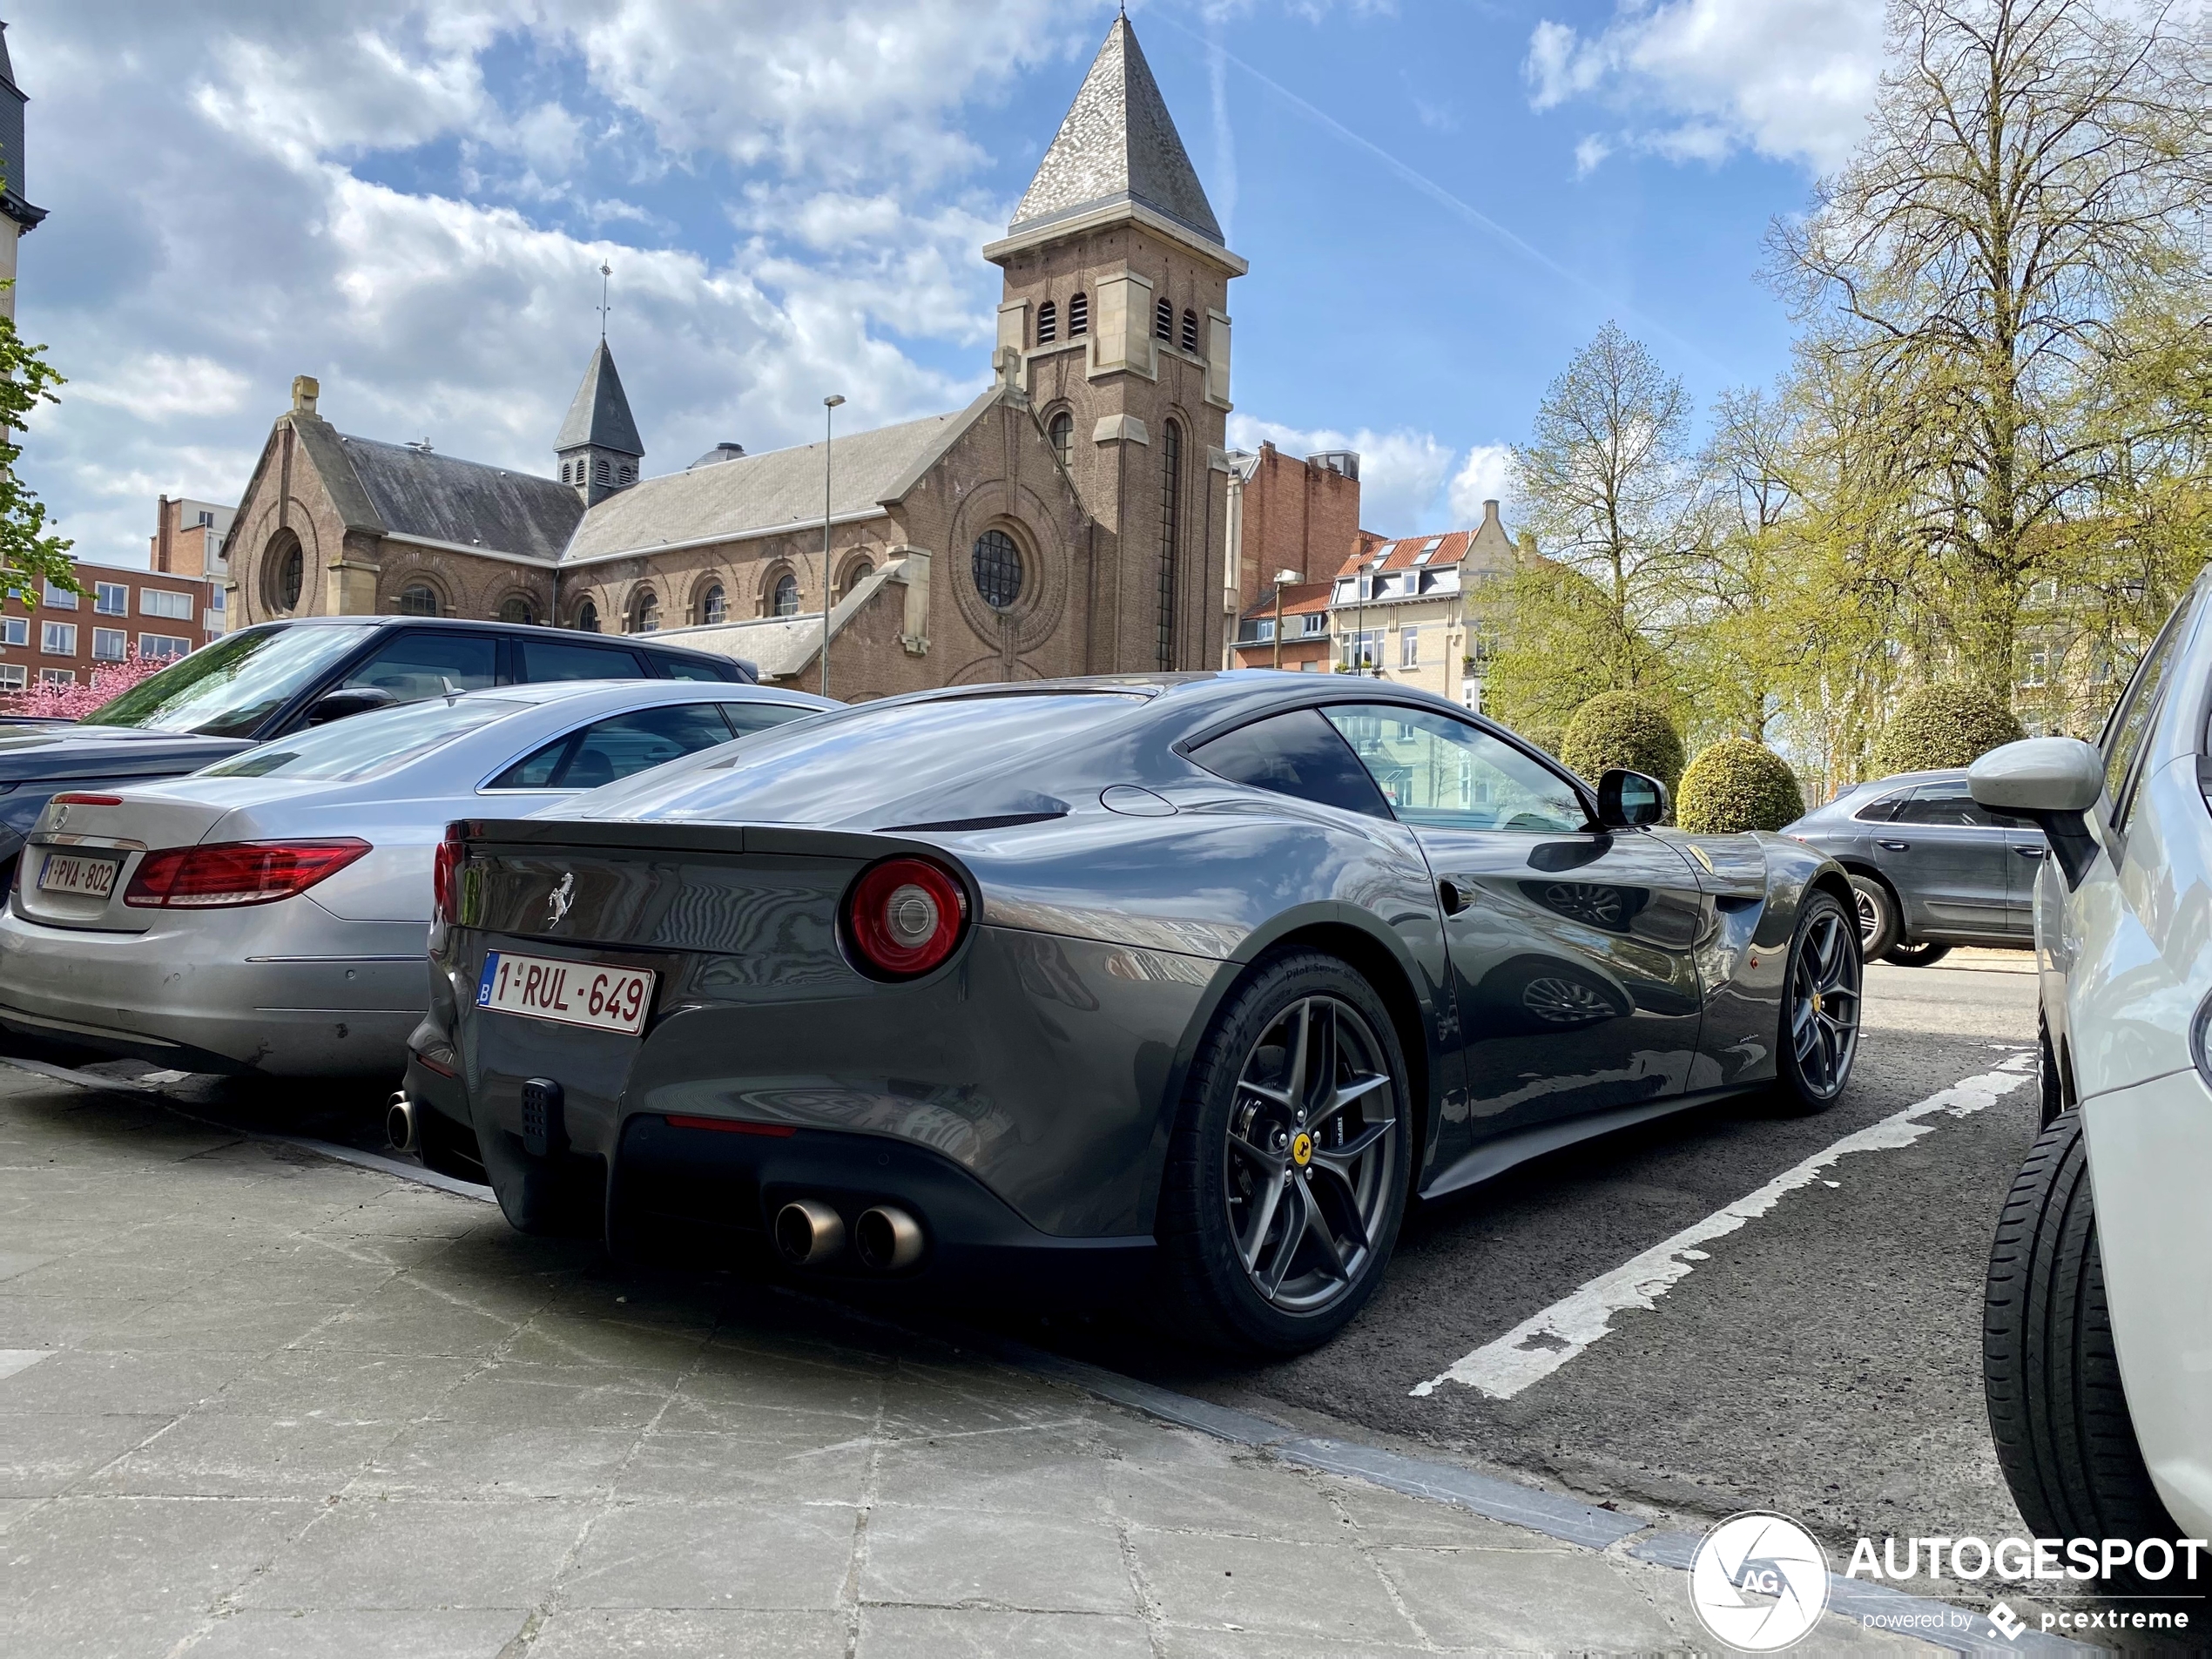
left=386, top=1092, right=416, bottom=1155
left=775, top=1198, right=924, bottom=1272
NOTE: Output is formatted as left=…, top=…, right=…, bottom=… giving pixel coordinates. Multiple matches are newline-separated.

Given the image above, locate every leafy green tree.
left=1872, top=682, right=2027, bottom=773
left=1560, top=691, right=1685, bottom=792
left=0, top=285, right=71, bottom=598
left=1677, top=738, right=1807, bottom=833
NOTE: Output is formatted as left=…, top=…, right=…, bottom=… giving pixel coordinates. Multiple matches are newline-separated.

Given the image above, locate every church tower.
left=555, top=340, right=644, bottom=506
left=984, top=15, right=1244, bottom=673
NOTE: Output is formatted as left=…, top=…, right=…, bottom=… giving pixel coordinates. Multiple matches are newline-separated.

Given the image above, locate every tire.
left=1883, top=939, right=1953, bottom=968
left=1775, top=889, right=1861, bottom=1114
left=1848, top=873, right=1899, bottom=961
left=1984, top=1112, right=2177, bottom=1554
left=1157, top=949, right=1411, bottom=1356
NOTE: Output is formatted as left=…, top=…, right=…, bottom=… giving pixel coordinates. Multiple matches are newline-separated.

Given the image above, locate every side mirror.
left=1969, top=737, right=2104, bottom=889
left=1596, top=768, right=1668, bottom=830
left=305, top=686, right=397, bottom=726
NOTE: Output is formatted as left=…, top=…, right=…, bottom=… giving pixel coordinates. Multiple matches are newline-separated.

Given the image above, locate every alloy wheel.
left=1224, top=995, right=1398, bottom=1313
left=1791, top=907, right=1862, bottom=1098
left=1852, top=886, right=1882, bottom=950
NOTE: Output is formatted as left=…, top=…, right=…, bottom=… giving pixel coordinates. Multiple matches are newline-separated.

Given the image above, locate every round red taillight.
left=843, top=857, right=968, bottom=980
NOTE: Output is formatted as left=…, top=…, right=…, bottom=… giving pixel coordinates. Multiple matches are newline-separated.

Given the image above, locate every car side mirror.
left=1596, top=768, right=1668, bottom=830
left=1969, top=738, right=2103, bottom=889
left=305, top=686, right=397, bottom=726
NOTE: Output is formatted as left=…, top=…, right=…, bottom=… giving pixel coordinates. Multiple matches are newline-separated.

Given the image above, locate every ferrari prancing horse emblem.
left=546, top=872, right=575, bottom=927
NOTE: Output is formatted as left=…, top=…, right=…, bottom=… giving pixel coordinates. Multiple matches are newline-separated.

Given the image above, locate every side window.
left=1893, top=786, right=1991, bottom=828
left=2105, top=597, right=2191, bottom=826
left=489, top=703, right=747, bottom=792
left=658, top=655, right=740, bottom=683
left=340, top=631, right=496, bottom=704
left=517, top=638, right=650, bottom=683
left=1853, top=790, right=1910, bottom=822
left=1186, top=709, right=1391, bottom=819
left=720, top=701, right=814, bottom=738
left=1323, top=704, right=1585, bottom=832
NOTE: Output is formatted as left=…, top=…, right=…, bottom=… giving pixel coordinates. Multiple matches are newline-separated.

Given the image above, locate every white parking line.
left=1411, top=1053, right=2038, bottom=1402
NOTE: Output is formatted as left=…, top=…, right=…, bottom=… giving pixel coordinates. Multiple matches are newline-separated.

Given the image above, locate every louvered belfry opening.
left=1157, top=421, right=1182, bottom=669
left=1154, top=297, right=1173, bottom=341
left=1181, top=308, right=1199, bottom=353
left=1037, top=300, right=1057, bottom=343
left=1068, top=292, right=1089, bottom=336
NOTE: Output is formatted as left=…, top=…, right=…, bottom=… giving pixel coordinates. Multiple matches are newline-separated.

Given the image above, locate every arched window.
left=398, top=583, right=440, bottom=617
left=1036, top=300, right=1057, bottom=344
left=839, top=558, right=872, bottom=600
left=1181, top=308, right=1200, bottom=354
left=698, top=583, right=725, bottom=625
left=772, top=572, right=799, bottom=617
left=263, top=529, right=304, bottom=614
left=1068, top=292, right=1088, bottom=337
left=1154, top=297, right=1173, bottom=341
left=617, top=462, right=636, bottom=485
left=574, top=598, right=599, bottom=633
left=972, top=529, right=1022, bottom=610
left=1048, top=410, right=1073, bottom=472
left=630, top=588, right=660, bottom=633
left=499, top=596, right=535, bottom=625
left=594, top=457, right=611, bottom=486
left=1157, top=421, right=1183, bottom=669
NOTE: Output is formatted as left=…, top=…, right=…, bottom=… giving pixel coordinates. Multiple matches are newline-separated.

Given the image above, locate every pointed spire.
left=1009, top=15, right=1223, bottom=247
left=556, top=340, right=643, bottom=459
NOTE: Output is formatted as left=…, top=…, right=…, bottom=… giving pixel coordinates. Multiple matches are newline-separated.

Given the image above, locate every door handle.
left=1438, top=879, right=1474, bottom=916
left=2016, top=845, right=2046, bottom=859
left=1878, top=840, right=1910, bottom=852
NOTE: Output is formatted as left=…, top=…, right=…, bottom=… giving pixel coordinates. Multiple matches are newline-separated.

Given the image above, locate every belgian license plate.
left=475, top=950, right=655, bottom=1035
left=38, top=852, right=118, bottom=898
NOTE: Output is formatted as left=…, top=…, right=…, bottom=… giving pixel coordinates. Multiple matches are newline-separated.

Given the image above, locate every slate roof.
left=563, top=401, right=979, bottom=564
left=340, top=435, right=583, bottom=563
left=555, top=341, right=644, bottom=458
left=1008, top=16, right=1223, bottom=246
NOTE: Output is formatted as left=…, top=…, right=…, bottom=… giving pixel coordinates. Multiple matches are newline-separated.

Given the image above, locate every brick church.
left=221, top=17, right=1245, bottom=697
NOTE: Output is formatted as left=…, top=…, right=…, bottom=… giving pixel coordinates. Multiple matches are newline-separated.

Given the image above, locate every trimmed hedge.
left=1872, top=683, right=2026, bottom=775
left=1677, top=738, right=1806, bottom=833
left=1560, top=691, right=1685, bottom=792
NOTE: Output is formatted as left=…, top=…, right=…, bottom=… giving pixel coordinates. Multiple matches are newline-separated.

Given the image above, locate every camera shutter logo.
left=1689, top=1512, right=1831, bottom=1651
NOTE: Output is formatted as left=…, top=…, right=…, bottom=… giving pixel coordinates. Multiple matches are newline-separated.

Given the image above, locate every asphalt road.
left=1038, top=961, right=2054, bottom=1579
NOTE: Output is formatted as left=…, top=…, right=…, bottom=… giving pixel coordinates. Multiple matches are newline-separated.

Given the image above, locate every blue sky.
left=14, top=0, right=1885, bottom=565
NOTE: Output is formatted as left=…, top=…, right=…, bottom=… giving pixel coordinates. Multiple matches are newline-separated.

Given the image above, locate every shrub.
left=1677, top=738, right=1806, bottom=833
left=1872, top=682, right=2026, bottom=775
left=3, top=646, right=172, bottom=721
left=1560, top=691, right=1685, bottom=792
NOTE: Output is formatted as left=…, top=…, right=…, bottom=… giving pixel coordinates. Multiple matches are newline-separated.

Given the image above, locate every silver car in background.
left=0, top=678, right=831, bottom=1078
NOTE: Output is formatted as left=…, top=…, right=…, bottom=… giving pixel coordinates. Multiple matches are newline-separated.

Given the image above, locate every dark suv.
left=0, top=617, right=756, bottom=887
left=1781, top=768, right=2045, bottom=966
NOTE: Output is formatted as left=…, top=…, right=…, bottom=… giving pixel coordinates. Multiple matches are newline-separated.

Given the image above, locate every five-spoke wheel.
left=1779, top=890, right=1861, bottom=1110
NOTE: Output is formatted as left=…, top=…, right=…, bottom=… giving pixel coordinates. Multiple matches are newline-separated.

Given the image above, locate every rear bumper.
left=0, top=905, right=429, bottom=1077
left=607, top=1113, right=1155, bottom=1294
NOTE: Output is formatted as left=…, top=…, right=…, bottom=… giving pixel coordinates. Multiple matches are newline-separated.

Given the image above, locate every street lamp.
left=1354, top=556, right=1383, bottom=674
left=1271, top=568, right=1299, bottom=670
left=820, top=395, right=844, bottom=698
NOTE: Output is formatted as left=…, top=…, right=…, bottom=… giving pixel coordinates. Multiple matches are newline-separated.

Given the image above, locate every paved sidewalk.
left=0, top=1069, right=1912, bottom=1656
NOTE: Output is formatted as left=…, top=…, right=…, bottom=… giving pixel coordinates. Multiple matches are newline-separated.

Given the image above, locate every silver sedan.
left=0, top=678, right=832, bottom=1078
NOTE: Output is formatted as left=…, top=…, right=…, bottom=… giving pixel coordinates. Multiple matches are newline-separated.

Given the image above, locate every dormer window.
left=1068, top=292, right=1088, bottom=336
left=1154, top=297, right=1172, bottom=341
left=1037, top=300, right=1057, bottom=343
left=1181, top=309, right=1199, bottom=353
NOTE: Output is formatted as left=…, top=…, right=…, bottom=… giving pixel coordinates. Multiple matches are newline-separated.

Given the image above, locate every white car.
left=0, top=679, right=831, bottom=1079
left=1968, top=583, right=2212, bottom=1548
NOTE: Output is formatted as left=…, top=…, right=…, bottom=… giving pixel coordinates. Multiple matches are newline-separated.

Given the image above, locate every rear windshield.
left=199, top=696, right=523, bottom=783
left=551, top=691, right=1144, bottom=825
left=78, top=624, right=374, bottom=738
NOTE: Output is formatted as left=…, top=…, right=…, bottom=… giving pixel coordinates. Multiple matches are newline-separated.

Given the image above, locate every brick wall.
left=1235, top=443, right=1363, bottom=610
left=0, top=561, right=220, bottom=691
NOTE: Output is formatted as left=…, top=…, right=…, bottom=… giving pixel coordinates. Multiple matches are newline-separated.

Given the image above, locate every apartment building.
left=1325, top=500, right=1521, bottom=709
left=0, top=561, right=221, bottom=691
left=150, top=496, right=236, bottom=633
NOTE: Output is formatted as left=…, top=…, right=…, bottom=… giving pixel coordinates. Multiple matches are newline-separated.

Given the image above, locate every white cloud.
left=1447, top=443, right=1514, bottom=525
left=1573, top=134, right=1612, bottom=177
left=15, top=0, right=1101, bottom=567
left=1231, top=416, right=1514, bottom=536
left=1523, top=0, right=1885, bottom=175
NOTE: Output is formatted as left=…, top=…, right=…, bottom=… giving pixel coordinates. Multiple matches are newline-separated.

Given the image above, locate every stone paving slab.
left=0, top=1068, right=1921, bottom=1656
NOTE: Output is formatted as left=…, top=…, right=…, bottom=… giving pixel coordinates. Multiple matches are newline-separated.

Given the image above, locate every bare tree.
left=1772, top=0, right=2212, bottom=690
left=1509, top=322, right=1705, bottom=701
